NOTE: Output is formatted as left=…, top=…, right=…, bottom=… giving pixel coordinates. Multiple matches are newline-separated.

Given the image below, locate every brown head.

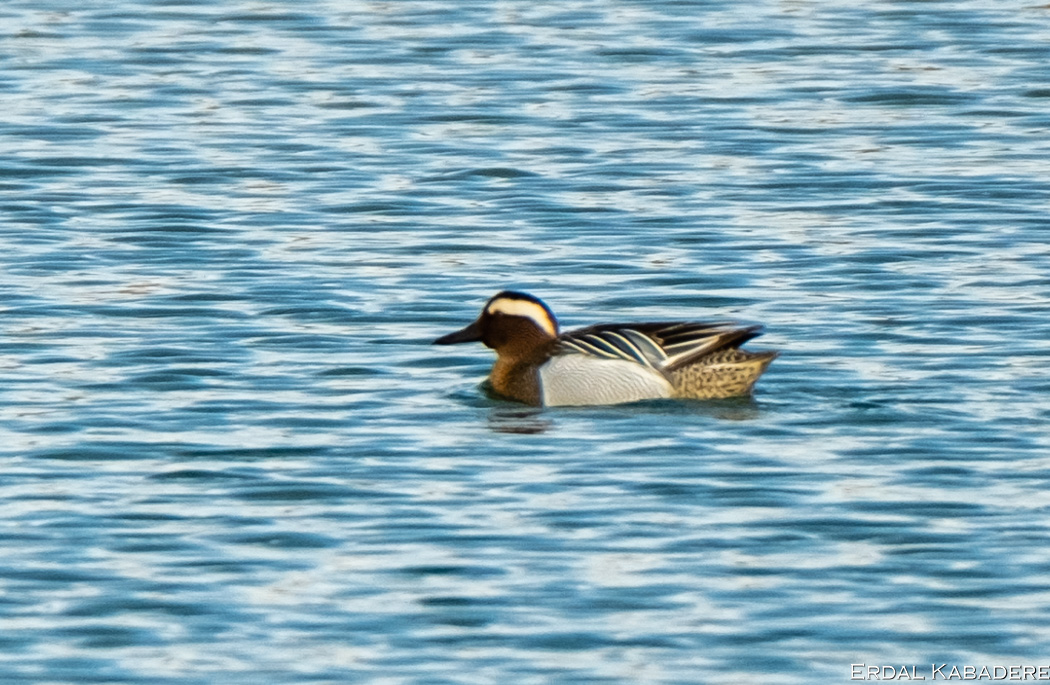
left=433, top=291, right=559, bottom=356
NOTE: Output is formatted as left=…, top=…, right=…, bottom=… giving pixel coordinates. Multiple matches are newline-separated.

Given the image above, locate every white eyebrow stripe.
left=486, top=298, right=557, bottom=336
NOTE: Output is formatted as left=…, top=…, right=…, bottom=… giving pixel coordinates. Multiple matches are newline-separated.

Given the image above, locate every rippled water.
left=3, top=1, right=1050, bottom=683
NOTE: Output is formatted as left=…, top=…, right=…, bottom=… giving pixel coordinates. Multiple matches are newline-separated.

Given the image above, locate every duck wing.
left=558, top=322, right=764, bottom=372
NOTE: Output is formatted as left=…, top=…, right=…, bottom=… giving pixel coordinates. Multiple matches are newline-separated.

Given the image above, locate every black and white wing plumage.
left=557, top=322, right=764, bottom=372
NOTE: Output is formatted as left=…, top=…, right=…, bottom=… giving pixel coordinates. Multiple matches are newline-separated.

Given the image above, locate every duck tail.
left=669, top=349, right=778, bottom=399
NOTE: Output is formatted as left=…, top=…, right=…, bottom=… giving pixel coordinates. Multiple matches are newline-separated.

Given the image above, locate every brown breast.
left=489, top=358, right=542, bottom=405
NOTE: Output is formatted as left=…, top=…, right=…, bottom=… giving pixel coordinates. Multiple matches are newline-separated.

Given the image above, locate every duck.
left=433, top=291, right=777, bottom=407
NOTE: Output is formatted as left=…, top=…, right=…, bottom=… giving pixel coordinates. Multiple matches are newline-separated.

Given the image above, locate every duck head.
left=434, top=291, right=559, bottom=350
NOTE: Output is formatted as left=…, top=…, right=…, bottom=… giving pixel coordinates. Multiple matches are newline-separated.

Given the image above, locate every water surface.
left=2, top=1, right=1050, bottom=683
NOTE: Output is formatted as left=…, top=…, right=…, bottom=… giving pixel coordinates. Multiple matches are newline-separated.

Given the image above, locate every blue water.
left=3, top=1, right=1050, bottom=683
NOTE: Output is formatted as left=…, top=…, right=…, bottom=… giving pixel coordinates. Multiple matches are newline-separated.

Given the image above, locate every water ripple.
left=2, top=0, right=1050, bottom=683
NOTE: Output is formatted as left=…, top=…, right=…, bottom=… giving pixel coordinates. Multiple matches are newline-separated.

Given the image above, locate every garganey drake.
left=434, top=291, right=777, bottom=407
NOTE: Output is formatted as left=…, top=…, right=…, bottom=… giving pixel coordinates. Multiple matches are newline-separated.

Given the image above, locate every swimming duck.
left=434, top=291, right=777, bottom=406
